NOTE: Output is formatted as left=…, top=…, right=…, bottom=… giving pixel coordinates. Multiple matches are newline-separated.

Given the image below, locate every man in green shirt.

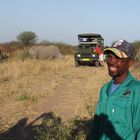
left=89, top=39, right=140, bottom=140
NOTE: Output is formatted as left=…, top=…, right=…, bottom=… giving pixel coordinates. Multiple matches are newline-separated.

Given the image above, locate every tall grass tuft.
left=35, top=112, right=92, bottom=140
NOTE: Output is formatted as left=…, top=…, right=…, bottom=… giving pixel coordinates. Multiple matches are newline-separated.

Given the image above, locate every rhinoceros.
left=28, top=45, right=62, bottom=59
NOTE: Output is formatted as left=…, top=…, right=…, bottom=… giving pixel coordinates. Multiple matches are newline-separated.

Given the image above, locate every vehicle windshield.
left=78, top=37, right=101, bottom=43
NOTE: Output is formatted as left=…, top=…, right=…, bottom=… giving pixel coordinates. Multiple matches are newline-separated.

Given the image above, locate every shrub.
left=34, top=112, right=93, bottom=140
left=17, top=48, right=29, bottom=61
left=38, top=41, right=76, bottom=55
left=17, top=31, right=37, bottom=47
left=35, top=112, right=71, bottom=140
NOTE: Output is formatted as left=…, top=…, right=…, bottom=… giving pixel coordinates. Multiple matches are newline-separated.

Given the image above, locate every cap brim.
left=104, top=48, right=128, bottom=58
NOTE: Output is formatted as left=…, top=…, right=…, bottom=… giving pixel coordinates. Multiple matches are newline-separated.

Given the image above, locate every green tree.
left=17, top=31, right=37, bottom=46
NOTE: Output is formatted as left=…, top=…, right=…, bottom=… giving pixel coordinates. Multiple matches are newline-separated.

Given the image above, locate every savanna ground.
left=0, top=54, right=140, bottom=139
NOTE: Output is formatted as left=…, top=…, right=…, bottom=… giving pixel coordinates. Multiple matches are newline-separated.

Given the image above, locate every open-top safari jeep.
left=74, top=33, right=104, bottom=67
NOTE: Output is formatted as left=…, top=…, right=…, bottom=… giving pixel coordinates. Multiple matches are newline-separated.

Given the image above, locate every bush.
left=136, top=54, right=140, bottom=62
left=54, top=42, right=75, bottom=55
left=17, top=48, right=29, bottom=61
left=133, top=40, right=140, bottom=51
left=38, top=41, right=76, bottom=55
left=34, top=112, right=92, bottom=140
left=35, top=112, right=71, bottom=140
left=17, top=31, right=37, bottom=47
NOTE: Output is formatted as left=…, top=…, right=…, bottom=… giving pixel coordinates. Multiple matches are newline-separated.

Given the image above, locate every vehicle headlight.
left=77, top=54, right=81, bottom=57
left=92, top=54, right=95, bottom=57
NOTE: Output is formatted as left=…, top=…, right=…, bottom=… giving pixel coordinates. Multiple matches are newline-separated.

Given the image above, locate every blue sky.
left=0, top=0, right=140, bottom=46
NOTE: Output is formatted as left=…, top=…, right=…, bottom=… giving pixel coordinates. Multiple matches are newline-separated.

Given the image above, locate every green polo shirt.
left=90, top=72, right=140, bottom=140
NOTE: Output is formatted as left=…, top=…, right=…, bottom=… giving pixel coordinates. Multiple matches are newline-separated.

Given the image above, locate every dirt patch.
left=36, top=63, right=110, bottom=122
left=0, top=55, right=110, bottom=128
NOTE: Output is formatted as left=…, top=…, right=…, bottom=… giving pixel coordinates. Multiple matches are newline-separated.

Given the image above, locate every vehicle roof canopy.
left=78, top=33, right=103, bottom=40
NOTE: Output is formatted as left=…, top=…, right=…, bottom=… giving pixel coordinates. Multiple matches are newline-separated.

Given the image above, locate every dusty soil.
left=1, top=54, right=140, bottom=133
left=37, top=63, right=110, bottom=122
left=0, top=55, right=110, bottom=129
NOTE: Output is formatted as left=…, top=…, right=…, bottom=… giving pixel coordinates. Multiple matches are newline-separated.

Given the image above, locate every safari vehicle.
left=74, top=33, right=104, bottom=67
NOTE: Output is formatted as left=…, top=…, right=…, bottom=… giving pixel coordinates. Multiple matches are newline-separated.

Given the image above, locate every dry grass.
left=0, top=55, right=140, bottom=132
left=0, top=57, right=72, bottom=127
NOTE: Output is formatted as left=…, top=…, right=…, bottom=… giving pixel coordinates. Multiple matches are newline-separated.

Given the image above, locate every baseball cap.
left=104, top=39, right=136, bottom=59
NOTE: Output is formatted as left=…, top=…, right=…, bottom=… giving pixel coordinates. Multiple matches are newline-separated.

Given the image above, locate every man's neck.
left=113, top=72, right=129, bottom=84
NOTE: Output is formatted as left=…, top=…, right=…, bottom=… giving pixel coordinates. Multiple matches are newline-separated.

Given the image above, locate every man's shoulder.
left=101, top=80, right=112, bottom=89
left=129, top=78, right=140, bottom=89
left=128, top=77, right=140, bottom=101
left=128, top=73, right=140, bottom=86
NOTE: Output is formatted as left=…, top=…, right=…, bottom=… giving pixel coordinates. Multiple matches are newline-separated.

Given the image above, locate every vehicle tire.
left=75, top=61, right=80, bottom=67
left=95, top=61, right=100, bottom=67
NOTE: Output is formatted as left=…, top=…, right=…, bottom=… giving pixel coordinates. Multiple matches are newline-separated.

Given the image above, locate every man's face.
left=106, top=52, right=131, bottom=78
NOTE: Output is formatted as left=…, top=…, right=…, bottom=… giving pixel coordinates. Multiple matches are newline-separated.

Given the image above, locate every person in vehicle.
left=93, top=44, right=104, bottom=66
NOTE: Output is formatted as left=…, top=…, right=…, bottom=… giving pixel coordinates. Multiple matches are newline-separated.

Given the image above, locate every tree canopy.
left=17, top=31, right=37, bottom=47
